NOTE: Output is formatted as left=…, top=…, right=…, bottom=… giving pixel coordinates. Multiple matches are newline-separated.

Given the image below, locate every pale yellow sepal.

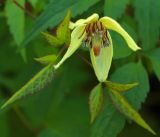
left=100, top=17, right=141, bottom=51
left=73, top=13, right=99, bottom=27
left=90, top=32, right=113, bottom=82
left=54, top=24, right=86, bottom=69
left=69, top=21, right=75, bottom=30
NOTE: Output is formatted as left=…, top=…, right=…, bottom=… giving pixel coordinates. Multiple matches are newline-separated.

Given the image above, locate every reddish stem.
left=13, top=0, right=36, bottom=19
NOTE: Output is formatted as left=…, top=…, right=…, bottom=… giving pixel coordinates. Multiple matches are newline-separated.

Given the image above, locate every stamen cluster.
left=83, top=21, right=110, bottom=48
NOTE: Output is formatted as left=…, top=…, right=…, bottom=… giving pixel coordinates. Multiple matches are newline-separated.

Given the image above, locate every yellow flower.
left=54, top=13, right=141, bottom=82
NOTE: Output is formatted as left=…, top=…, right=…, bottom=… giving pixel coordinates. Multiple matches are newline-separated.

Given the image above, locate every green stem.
left=76, top=52, right=92, bottom=67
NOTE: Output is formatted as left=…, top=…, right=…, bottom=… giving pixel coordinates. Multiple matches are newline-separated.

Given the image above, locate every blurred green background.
left=0, top=0, right=160, bottom=137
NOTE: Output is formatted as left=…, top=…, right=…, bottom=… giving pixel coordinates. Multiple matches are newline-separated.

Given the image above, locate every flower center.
left=82, top=21, right=110, bottom=56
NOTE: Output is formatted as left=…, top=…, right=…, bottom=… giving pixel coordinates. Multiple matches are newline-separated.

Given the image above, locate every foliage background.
left=0, top=0, right=160, bottom=137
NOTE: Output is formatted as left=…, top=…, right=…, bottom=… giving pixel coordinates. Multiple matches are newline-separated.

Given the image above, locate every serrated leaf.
left=89, top=83, right=103, bottom=123
left=110, top=62, right=150, bottom=109
left=108, top=88, right=156, bottom=135
left=5, top=0, right=25, bottom=45
left=104, top=0, right=129, bottom=19
left=91, top=62, right=150, bottom=137
left=91, top=92, right=125, bottom=137
left=5, top=0, right=26, bottom=59
left=41, top=32, right=63, bottom=47
left=1, top=64, right=55, bottom=109
left=146, top=48, right=160, bottom=81
left=35, top=54, right=57, bottom=65
left=105, top=80, right=138, bottom=92
left=22, top=0, right=99, bottom=48
left=133, top=0, right=160, bottom=50
left=41, top=11, right=71, bottom=47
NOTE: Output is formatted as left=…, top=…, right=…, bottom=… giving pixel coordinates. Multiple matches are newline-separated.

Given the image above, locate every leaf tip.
left=145, top=124, right=156, bottom=136
left=150, top=129, right=156, bottom=136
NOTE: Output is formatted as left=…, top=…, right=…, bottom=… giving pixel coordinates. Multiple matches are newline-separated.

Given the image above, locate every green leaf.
left=20, top=83, right=57, bottom=127
left=28, top=0, right=38, bottom=8
left=146, top=48, right=160, bottom=81
left=5, top=0, right=25, bottom=45
left=5, top=0, right=26, bottom=58
left=35, top=54, right=57, bottom=65
left=91, top=92, right=125, bottom=137
left=41, top=10, right=71, bottom=47
left=104, top=0, right=129, bottom=19
left=56, top=10, right=71, bottom=45
left=45, top=60, right=91, bottom=137
left=1, top=64, right=55, bottom=109
left=133, top=0, right=160, bottom=50
left=110, top=62, right=150, bottom=109
left=22, top=0, right=99, bottom=48
left=91, top=62, right=150, bottom=137
left=89, top=83, right=103, bottom=123
left=112, top=31, right=132, bottom=59
left=41, top=32, right=63, bottom=47
left=108, top=88, right=156, bottom=135
left=105, top=80, right=138, bottom=92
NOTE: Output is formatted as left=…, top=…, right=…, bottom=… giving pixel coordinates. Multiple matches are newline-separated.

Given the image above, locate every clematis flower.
left=54, top=13, right=141, bottom=82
